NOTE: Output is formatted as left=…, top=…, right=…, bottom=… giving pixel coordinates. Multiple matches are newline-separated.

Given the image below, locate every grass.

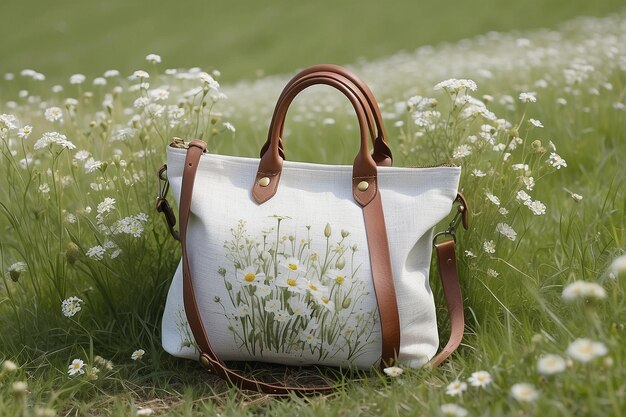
left=0, top=0, right=625, bottom=83
left=1, top=4, right=626, bottom=417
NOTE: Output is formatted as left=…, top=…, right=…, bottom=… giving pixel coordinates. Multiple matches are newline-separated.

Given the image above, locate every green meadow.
left=1, top=1, right=625, bottom=416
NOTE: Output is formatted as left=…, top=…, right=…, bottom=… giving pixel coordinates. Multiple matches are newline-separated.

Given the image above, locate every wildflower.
left=483, top=240, right=496, bottom=254
left=498, top=207, right=509, bottom=216
left=131, top=70, right=150, bottom=79
left=84, top=158, right=103, bottom=173
left=38, top=183, right=50, bottom=193
left=537, top=354, right=566, bottom=375
left=61, top=296, right=84, bottom=317
left=240, top=266, right=265, bottom=285
left=440, top=404, right=468, bottom=417
left=485, top=192, right=500, bottom=206
left=452, top=144, right=472, bottom=159
left=264, top=299, right=281, bottom=313
left=133, top=97, right=149, bottom=108
left=608, top=254, right=626, bottom=279
left=445, top=380, right=468, bottom=396
left=516, top=190, right=532, bottom=203
left=145, top=53, right=162, bottom=64
left=527, top=200, right=546, bottom=215
left=383, top=366, right=403, bottom=377
left=68, top=359, right=85, bottom=376
left=69, top=74, right=86, bottom=84
left=137, top=408, right=155, bottom=416
left=7, top=262, right=27, bottom=282
left=511, top=383, right=539, bottom=402
left=199, top=72, right=220, bottom=90
left=223, top=122, right=236, bottom=132
left=322, top=117, right=335, bottom=125
left=97, top=197, right=116, bottom=214
left=467, top=370, right=492, bottom=388
left=86, top=245, right=105, bottom=260
left=472, top=169, right=486, bottom=177
left=497, top=223, right=517, bottom=241
left=548, top=152, right=567, bottom=169
left=18, top=125, right=32, bottom=139
left=131, top=349, right=146, bottom=361
left=149, top=88, right=169, bottom=101
left=465, top=250, right=476, bottom=258
left=529, top=118, right=543, bottom=128
left=570, top=192, right=583, bottom=202
left=434, top=78, right=477, bottom=92
left=93, top=77, right=106, bottom=86
left=567, top=338, right=608, bottom=362
left=562, top=281, right=606, bottom=302
left=44, top=107, right=63, bottom=122
left=511, top=163, right=529, bottom=172
left=2, top=360, right=18, bottom=373
left=487, top=269, right=499, bottom=278
left=34, top=132, right=76, bottom=150
left=87, top=366, right=100, bottom=380
left=11, top=381, right=28, bottom=396
left=104, top=69, right=120, bottom=78
left=523, top=176, right=535, bottom=191
left=519, top=92, right=537, bottom=103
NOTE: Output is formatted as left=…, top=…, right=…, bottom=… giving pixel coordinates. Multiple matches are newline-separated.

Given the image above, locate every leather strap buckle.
left=433, top=194, right=468, bottom=246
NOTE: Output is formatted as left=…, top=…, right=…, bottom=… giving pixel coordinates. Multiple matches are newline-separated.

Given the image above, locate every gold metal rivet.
left=199, top=355, right=211, bottom=368
left=357, top=181, right=369, bottom=192
left=258, top=177, right=270, bottom=187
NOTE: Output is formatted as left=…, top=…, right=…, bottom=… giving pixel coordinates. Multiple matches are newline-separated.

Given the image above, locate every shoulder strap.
left=173, top=142, right=465, bottom=395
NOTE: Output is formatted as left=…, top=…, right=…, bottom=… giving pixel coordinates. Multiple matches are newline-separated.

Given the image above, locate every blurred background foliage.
left=1, top=0, right=624, bottom=84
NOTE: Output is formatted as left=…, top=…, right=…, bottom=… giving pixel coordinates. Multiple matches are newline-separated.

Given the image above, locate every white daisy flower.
left=288, top=299, right=312, bottom=316
left=240, top=266, right=265, bottom=286
left=464, top=250, right=476, bottom=258
left=34, top=132, right=76, bottom=151
left=608, top=254, right=626, bottom=279
left=452, top=144, right=472, bottom=159
left=17, top=125, right=32, bottom=139
left=383, top=366, right=403, bottom=377
left=131, top=70, right=150, bottom=80
left=97, top=198, right=116, bottom=214
left=511, top=383, right=539, bottom=402
left=527, top=200, right=546, bottom=215
left=131, top=349, right=146, bottom=361
left=467, top=370, right=492, bottom=388
left=519, top=92, right=537, bottom=103
left=485, top=192, right=500, bottom=206
left=315, top=293, right=334, bottom=312
left=68, top=359, right=85, bottom=376
left=567, top=338, right=608, bottom=362
left=69, top=74, right=86, bottom=84
left=529, top=118, right=543, bottom=128
left=86, top=245, right=105, bottom=260
left=264, top=299, right=281, bottom=313
left=445, top=380, right=468, bottom=396
left=279, top=257, right=307, bottom=275
left=548, top=152, right=567, bottom=169
left=537, top=354, right=566, bottom=375
left=516, top=190, right=532, bottom=203
left=145, top=53, right=162, bottom=64
left=440, top=403, right=468, bottom=417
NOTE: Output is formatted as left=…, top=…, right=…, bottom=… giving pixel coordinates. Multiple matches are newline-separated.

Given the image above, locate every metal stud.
left=199, top=354, right=211, bottom=369
left=357, top=181, right=369, bottom=191
left=258, top=177, right=271, bottom=187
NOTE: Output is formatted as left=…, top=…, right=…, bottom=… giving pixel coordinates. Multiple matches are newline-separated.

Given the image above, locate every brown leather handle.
left=260, top=65, right=392, bottom=166
left=252, top=75, right=379, bottom=206
left=176, top=141, right=466, bottom=396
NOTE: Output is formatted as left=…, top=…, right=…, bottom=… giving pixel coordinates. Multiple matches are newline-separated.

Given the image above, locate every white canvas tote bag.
left=157, top=65, right=468, bottom=394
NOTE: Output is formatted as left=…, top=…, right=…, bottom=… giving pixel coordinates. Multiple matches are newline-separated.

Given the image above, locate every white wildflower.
left=18, top=125, right=33, bottom=139
left=84, top=158, right=103, bottom=173
left=511, top=383, right=539, bottom=402
left=69, top=74, right=86, bottom=84
left=445, top=380, right=468, bottom=396
left=131, top=70, right=150, bottom=79
left=519, top=92, right=537, bottom=103
left=137, top=408, right=155, bottom=416
left=487, top=269, right=499, bottom=278
left=73, top=150, right=90, bottom=161
left=440, top=404, right=468, bottom=417
left=608, top=254, right=626, bottom=279
left=483, top=240, right=496, bottom=254
left=149, top=88, right=169, bottom=101
left=465, top=250, right=476, bottom=258
left=485, top=192, right=500, bottom=206
left=497, top=223, right=517, bottom=241
left=93, top=77, right=107, bottom=86
left=499, top=207, right=509, bottom=216
left=133, top=97, right=149, bottom=108
left=567, top=338, right=608, bottom=362
left=61, top=296, right=84, bottom=318
left=529, top=118, right=543, bottom=128
left=548, top=152, right=567, bottom=169
left=97, top=198, right=116, bottom=214
left=131, top=349, right=145, bottom=361
left=86, top=245, right=106, bottom=260
left=537, top=354, right=566, bottom=375
left=199, top=72, right=220, bottom=90
left=523, top=176, right=535, bottom=191
left=467, top=370, right=492, bottom=388
left=527, top=200, right=546, bottom=215
left=452, top=144, right=472, bottom=159
left=38, top=183, right=50, bottom=193
left=223, top=122, right=236, bottom=132
left=34, top=132, right=76, bottom=150
left=145, top=53, right=162, bottom=64
left=516, top=190, right=532, bottom=203
left=434, top=78, right=477, bottom=92
left=104, top=69, right=120, bottom=78
left=471, top=169, right=486, bottom=177
left=562, top=281, right=606, bottom=302
left=383, top=366, right=403, bottom=377
left=68, top=359, right=85, bottom=376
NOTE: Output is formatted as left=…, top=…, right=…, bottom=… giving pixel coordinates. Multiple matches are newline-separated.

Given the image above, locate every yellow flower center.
left=321, top=296, right=330, bottom=304
left=244, top=272, right=256, bottom=282
left=335, top=276, right=344, bottom=284
left=287, top=278, right=297, bottom=286
left=308, top=283, right=318, bottom=291
left=288, top=263, right=298, bottom=271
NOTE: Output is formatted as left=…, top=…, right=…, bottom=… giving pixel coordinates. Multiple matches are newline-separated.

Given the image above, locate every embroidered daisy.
left=279, top=257, right=307, bottom=275
left=240, top=266, right=265, bottom=286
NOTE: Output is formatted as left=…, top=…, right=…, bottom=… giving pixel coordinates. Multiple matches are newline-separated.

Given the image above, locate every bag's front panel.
left=162, top=149, right=461, bottom=369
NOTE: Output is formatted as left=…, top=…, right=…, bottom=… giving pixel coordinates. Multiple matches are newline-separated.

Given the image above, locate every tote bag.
left=157, top=65, right=467, bottom=394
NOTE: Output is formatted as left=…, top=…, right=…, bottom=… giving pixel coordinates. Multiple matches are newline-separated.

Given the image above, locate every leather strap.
left=176, top=142, right=465, bottom=394
left=260, top=65, right=393, bottom=166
